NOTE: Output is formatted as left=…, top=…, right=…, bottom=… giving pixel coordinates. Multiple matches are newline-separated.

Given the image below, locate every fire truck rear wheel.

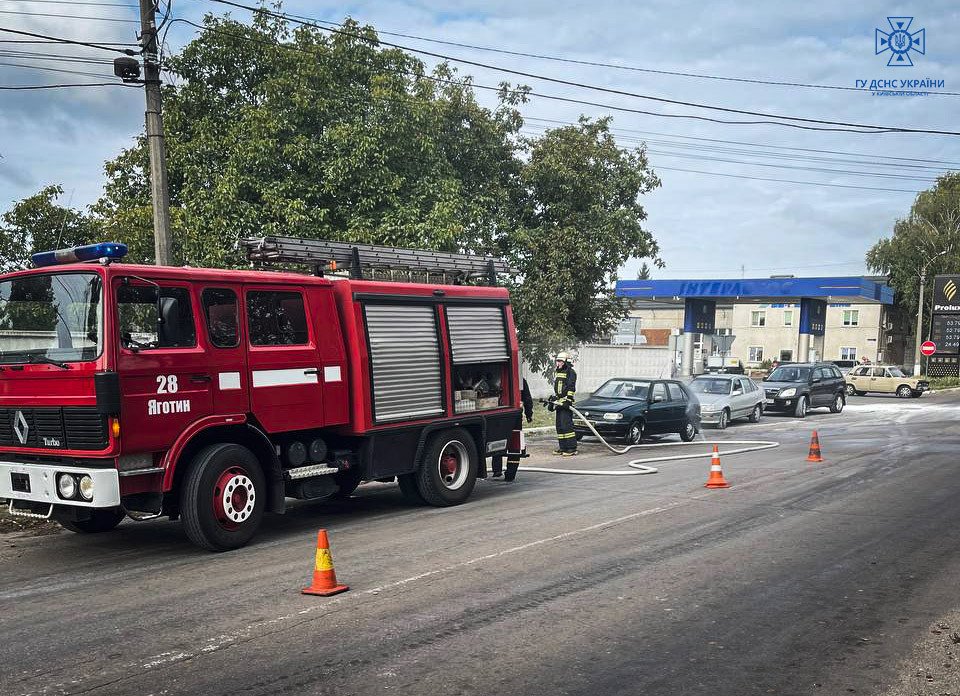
left=181, top=443, right=265, bottom=552
left=57, top=507, right=126, bottom=534
left=416, top=429, right=478, bottom=506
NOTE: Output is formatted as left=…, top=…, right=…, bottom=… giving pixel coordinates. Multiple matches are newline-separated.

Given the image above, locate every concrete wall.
left=523, top=344, right=674, bottom=398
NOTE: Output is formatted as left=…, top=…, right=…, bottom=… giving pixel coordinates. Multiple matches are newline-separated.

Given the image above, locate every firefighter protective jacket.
left=553, top=364, right=577, bottom=407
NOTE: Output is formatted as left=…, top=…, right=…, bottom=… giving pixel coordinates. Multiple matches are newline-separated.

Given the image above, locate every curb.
left=928, top=386, right=960, bottom=394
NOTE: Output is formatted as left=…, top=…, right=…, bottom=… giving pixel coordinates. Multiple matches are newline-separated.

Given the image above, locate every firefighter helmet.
left=555, top=351, right=571, bottom=363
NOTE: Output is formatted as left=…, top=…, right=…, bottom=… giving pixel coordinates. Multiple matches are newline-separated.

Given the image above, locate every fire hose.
left=519, top=402, right=779, bottom=476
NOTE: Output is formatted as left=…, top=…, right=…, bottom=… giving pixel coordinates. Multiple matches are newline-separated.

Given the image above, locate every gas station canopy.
left=616, top=276, right=893, bottom=305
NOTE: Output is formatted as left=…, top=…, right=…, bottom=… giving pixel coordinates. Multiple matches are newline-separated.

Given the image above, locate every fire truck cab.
left=0, top=239, right=525, bottom=550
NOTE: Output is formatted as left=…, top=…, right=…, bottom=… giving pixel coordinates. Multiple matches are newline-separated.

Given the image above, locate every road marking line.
left=88, top=497, right=701, bottom=685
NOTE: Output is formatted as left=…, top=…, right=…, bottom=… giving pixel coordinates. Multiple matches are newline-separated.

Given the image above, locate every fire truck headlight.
left=78, top=475, right=95, bottom=501
left=57, top=473, right=77, bottom=500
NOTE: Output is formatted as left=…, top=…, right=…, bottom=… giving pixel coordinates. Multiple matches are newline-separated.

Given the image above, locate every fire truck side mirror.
left=94, top=371, right=122, bottom=416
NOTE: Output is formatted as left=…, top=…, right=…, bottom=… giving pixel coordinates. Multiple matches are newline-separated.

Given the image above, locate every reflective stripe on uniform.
left=557, top=432, right=577, bottom=439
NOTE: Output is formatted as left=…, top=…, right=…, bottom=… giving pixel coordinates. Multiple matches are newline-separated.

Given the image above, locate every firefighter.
left=549, top=351, right=578, bottom=456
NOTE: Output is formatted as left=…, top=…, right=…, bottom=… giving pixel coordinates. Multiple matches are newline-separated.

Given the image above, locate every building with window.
left=616, top=297, right=889, bottom=370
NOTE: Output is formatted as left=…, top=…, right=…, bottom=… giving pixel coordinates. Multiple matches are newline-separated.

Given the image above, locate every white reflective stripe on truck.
left=251, top=368, right=319, bottom=388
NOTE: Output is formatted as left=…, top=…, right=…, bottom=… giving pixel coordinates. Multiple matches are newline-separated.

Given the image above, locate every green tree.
left=637, top=262, right=652, bottom=280
left=3, top=9, right=661, bottom=371
left=91, top=13, right=526, bottom=268
left=508, top=117, right=660, bottom=370
left=867, top=172, right=960, bottom=352
left=0, top=185, right=98, bottom=272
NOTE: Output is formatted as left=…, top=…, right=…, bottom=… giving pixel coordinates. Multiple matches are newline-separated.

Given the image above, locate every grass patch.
left=929, top=376, right=960, bottom=390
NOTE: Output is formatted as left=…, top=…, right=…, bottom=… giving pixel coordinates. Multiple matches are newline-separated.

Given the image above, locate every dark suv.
left=762, top=362, right=846, bottom=418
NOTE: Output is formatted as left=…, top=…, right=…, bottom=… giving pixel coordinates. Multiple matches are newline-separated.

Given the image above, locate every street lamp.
left=913, top=247, right=952, bottom=376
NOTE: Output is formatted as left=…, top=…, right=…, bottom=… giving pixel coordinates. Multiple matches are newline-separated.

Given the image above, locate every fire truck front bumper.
left=0, top=461, right=121, bottom=510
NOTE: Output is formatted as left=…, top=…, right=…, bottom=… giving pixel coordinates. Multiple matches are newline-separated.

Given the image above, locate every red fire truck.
left=0, top=237, right=526, bottom=550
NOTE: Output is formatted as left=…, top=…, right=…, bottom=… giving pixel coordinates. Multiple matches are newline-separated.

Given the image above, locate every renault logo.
left=13, top=410, right=28, bottom=445
left=945, top=280, right=957, bottom=301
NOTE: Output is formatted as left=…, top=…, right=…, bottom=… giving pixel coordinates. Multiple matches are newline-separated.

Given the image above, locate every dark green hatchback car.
left=572, top=377, right=701, bottom=444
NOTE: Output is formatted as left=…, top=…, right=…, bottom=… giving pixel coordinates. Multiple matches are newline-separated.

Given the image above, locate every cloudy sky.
left=1, top=0, right=958, bottom=279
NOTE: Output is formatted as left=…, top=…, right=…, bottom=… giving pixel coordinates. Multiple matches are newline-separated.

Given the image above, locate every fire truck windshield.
left=0, top=272, right=103, bottom=365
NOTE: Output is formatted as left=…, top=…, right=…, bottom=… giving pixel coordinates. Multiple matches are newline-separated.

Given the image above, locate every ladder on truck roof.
left=242, top=235, right=512, bottom=285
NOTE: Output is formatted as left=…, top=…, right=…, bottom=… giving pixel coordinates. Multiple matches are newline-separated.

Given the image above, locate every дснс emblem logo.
left=875, top=17, right=925, bottom=66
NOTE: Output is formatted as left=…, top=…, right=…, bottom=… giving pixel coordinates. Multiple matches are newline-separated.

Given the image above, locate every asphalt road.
left=3, top=392, right=960, bottom=696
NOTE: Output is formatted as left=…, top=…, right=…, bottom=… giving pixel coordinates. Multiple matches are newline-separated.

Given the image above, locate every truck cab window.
left=247, top=291, right=308, bottom=346
left=118, top=285, right=196, bottom=350
left=202, top=288, right=239, bottom=348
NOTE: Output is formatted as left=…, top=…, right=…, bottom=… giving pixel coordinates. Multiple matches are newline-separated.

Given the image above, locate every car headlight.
left=778, top=388, right=797, bottom=398
left=701, top=404, right=717, bottom=412
left=603, top=412, right=624, bottom=421
left=57, top=473, right=77, bottom=499
left=78, top=475, right=94, bottom=501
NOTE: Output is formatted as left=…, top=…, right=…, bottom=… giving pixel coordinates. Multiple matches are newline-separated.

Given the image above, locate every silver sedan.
left=689, top=374, right=764, bottom=429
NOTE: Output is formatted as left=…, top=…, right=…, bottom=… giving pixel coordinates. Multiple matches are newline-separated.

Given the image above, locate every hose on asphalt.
left=520, top=403, right=780, bottom=476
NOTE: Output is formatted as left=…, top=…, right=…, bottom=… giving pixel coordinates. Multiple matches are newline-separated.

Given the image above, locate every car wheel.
left=845, top=384, right=856, bottom=396
left=830, top=393, right=845, bottom=413
left=56, top=507, right=126, bottom=534
left=679, top=420, right=697, bottom=442
left=181, top=443, right=265, bottom=552
left=716, top=409, right=729, bottom=430
left=748, top=404, right=762, bottom=423
left=896, top=384, right=913, bottom=398
left=625, top=420, right=644, bottom=445
left=794, top=395, right=808, bottom=418
left=414, top=428, right=478, bottom=506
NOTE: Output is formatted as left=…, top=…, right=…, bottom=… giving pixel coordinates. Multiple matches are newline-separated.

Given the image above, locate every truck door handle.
left=303, top=369, right=319, bottom=375
left=190, top=374, right=212, bottom=383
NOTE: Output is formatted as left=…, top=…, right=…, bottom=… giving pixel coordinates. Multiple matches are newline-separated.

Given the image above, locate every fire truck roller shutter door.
left=364, top=304, right=444, bottom=423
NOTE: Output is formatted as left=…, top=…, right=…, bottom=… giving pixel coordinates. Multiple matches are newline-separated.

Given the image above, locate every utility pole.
left=138, top=0, right=172, bottom=266
left=913, top=247, right=951, bottom=376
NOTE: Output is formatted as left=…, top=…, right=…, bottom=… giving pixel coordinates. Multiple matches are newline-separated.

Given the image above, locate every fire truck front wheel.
left=416, top=429, right=478, bottom=506
left=181, top=443, right=266, bottom=552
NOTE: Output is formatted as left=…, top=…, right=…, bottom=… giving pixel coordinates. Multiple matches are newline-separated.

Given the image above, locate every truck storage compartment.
left=446, top=305, right=510, bottom=414
left=364, top=304, right=444, bottom=423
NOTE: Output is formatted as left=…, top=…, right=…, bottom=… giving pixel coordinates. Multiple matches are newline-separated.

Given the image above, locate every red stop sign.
left=920, top=341, right=937, bottom=356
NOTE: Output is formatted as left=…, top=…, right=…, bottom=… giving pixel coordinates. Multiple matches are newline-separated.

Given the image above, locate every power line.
left=522, top=117, right=960, bottom=169
left=0, top=26, right=138, bottom=53
left=13, top=1, right=137, bottom=5
left=0, top=9, right=139, bottom=22
left=269, top=10, right=960, bottom=99
left=171, top=18, right=915, bottom=135
left=0, top=39, right=136, bottom=45
left=203, top=0, right=960, bottom=136
left=0, top=49, right=114, bottom=64
left=0, top=81, right=140, bottom=89
left=652, top=165, right=922, bottom=194
left=520, top=127, right=941, bottom=182
left=0, top=60, right=115, bottom=78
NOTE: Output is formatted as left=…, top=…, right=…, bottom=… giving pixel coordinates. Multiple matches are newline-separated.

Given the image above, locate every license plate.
left=764, top=398, right=775, bottom=404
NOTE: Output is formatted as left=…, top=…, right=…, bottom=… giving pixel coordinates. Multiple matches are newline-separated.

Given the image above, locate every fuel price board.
left=930, top=314, right=960, bottom=353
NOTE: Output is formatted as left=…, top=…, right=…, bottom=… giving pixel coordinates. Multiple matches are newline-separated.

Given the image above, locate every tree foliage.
left=867, top=172, right=960, bottom=342
left=2, top=9, right=660, bottom=369
left=0, top=186, right=98, bottom=272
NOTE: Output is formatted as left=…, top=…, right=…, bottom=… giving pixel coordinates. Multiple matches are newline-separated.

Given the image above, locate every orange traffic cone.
left=806, top=431, right=824, bottom=463
left=704, top=445, right=731, bottom=489
left=302, top=529, right=349, bottom=596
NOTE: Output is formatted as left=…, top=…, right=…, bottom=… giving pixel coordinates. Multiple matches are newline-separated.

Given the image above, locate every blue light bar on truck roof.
left=31, top=242, right=128, bottom=267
